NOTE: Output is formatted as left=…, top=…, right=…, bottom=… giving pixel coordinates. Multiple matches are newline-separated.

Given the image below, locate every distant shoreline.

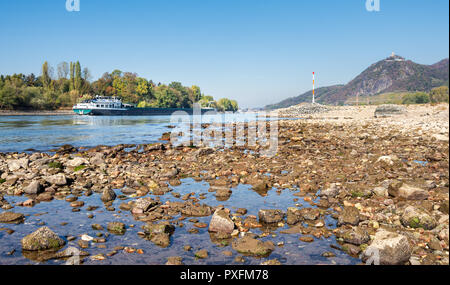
left=0, top=110, right=74, bottom=116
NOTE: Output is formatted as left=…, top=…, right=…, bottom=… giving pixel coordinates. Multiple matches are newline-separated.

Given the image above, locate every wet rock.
left=107, top=222, right=126, bottom=235
left=181, top=203, right=212, bottom=217
left=322, top=252, right=336, bottom=258
left=166, top=256, right=184, bottom=265
left=209, top=208, right=235, bottom=234
left=143, top=222, right=175, bottom=235
left=45, top=174, right=67, bottom=186
left=338, top=206, right=360, bottom=226
left=215, top=187, right=232, bottom=198
left=21, top=227, right=65, bottom=251
left=258, top=209, right=285, bottom=224
left=362, top=229, right=411, bottom=265
left=252, top=181, right=270, bottom=193
left=143, top=222, right=175, bottom=248
left=57, top=144, right=77, bottom=154
left=336, top=226, right=370, bottom=245
left=24, top=181, right=43, bottom=195
left=232, top=236, right=274, bottom=257
left=236, top=208, right=248, bottom=215
left=92, top=224, right=104, bottom=231
left=0, top=212, right=24, bottom=224
left=149, top=233, right=171, bottom=247
left=70, top=201, right=84, bottom=208
left=261, top=259, right=281, bottom=265
left=101, top=188, right=116, bottom=203
left=132, top=197, right=159, bottom=214
left=195, top=249, right=209, bottom=259
left=121, top=187, right=136, bottom=195
left=299, top=236, right=314, bottom=243
left=388, top=181, right=429, bottom=200
left=286, top=207, right=301, bottom=225
left=36, top=193, right=53, bottom=202
left=401, top=206, right=437, bottom=230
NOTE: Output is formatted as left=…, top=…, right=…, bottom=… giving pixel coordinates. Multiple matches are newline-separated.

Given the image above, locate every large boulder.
left=208, top=208, right=235, bottom=234
left=24, top=181, right=43, bottom=195
left=21, top=227, right=66, bottom=251
left=232, top=236, right=275, bottom=257
left=7, top=158, right=29, bottom=172
left=374, top=104, right=406, bottom=118
left=362, top=229, right=411, bottom=265
left=401, top=206, right=437, bottom=230
left=258, top=209, right=285, bottom=224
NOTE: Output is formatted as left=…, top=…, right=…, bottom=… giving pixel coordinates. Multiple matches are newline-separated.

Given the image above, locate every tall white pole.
left=312, top=72, right=315, bottom=104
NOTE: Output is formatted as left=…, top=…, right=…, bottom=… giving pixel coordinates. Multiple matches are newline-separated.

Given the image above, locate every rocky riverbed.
left=0, top=107, right=448, bottom=265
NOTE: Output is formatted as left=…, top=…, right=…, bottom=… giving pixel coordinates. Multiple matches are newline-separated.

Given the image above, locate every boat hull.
left=74, top=108, right=216, bottom=116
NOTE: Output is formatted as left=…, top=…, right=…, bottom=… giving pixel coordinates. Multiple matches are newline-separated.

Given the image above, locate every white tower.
left=312, top=72, right=315, bottom=104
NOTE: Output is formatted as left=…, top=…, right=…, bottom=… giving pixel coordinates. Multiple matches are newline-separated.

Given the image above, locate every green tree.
left=41, top=62, right=51, bottom=89
left=429, top=86, right=449, bottom=103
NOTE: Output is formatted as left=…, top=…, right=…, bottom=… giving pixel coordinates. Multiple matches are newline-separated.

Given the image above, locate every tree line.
left=0, top=61, right=239, bottom=112
left=402, top=86, right=449, bottom=104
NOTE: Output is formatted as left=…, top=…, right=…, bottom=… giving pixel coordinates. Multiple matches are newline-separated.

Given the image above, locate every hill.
left=265, top=55, right=449, bottom=109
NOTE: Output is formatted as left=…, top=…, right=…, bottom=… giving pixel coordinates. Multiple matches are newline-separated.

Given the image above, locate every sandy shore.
left=276, top=104, right=449, bottom=140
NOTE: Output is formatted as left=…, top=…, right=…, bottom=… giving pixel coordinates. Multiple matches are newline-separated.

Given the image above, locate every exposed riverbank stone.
left=24, top=181, right=43, bottom=195
left=66, top=157, right=89, bottom=168
left=21, top=227, right=65, bottom=251
left=320, top=183, right=340, bottom=197
left=180, top=203, right=212, bottom=217
left=132, top=197, right=160, bottom=214
left=338, top=206, right=360, bottom=226
left=336, top=226, right=370, bottom=245
left=0, top=212, right=25, bottom=224
left=232, top=236, right=275, bottom=257
left=388, top=181, right=429, bottom=200
left=258, top=209, right=285, bottom=224
left=401, top=206, right=437, bottom=230
left=374, top=104, right=406, bottom=118
left=362, top=229, right=411, bottom=265
left=45, top=174, right=67, bottom=186
left=208, top=208, right=235, bottom=234
left=7, top=158, right=29, bottom=172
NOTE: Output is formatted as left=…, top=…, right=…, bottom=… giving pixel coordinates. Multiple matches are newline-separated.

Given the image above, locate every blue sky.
left=0, top=0, right=448, bottom=108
